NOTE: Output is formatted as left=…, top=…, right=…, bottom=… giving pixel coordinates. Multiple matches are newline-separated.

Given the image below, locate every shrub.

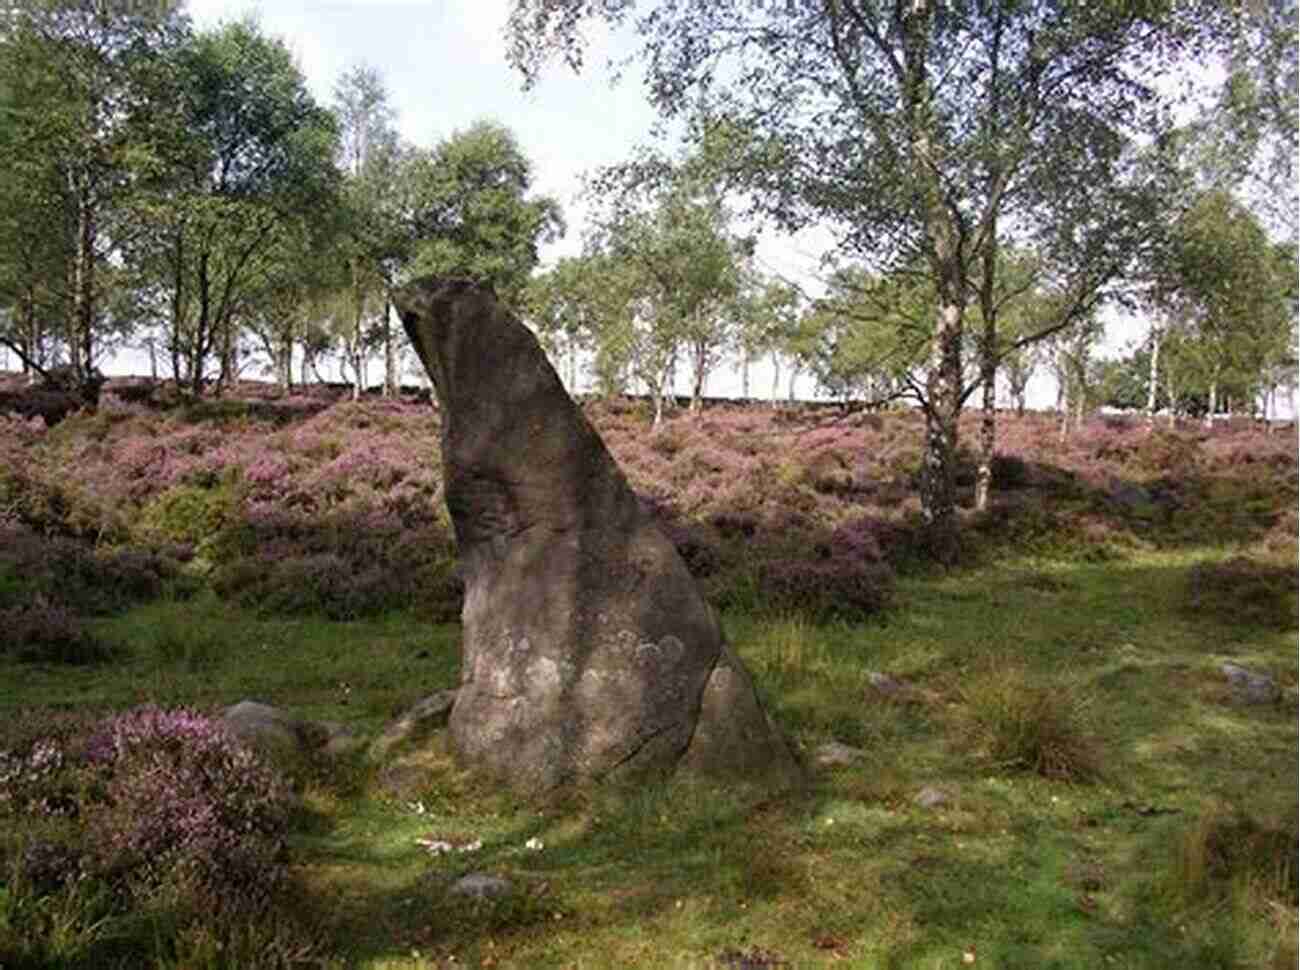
left=84, top=706, right=294, bottom=907
left=0, top=706, right=321, bottom=969
left=1186, top=556, right=1298, bottom=631
left=0, top=526, right=181, bottom=618
left=0, top=603, right=114, bottom=665
left=135, top=481, right=244, bottom=556
left=990, top=452, right=1031, bottom=488
left=755, top=553, right=893, bottom=621
left=1169, top=806, right=1299, bottom=908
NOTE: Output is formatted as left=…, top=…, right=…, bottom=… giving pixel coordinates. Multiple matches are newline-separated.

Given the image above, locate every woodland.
left=0, top=1, right=1297, bottom=968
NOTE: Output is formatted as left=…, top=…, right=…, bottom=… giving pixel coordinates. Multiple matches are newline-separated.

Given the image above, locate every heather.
left=0, top=378, right=1296, bottom=969
left=0, top=705, right=316, bottom=968
left=6, top=381, right=1295, bottom=631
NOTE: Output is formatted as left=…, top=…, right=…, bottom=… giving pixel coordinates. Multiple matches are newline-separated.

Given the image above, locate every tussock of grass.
left=958, top=664, right=1103, bottom=783
left=1142, top=803, right=1300, bottom=970
left=1169, top=805, right=1298, bottom=909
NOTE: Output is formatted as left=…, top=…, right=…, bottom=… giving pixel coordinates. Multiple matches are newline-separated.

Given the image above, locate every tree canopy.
left=506, top=0, right=1238, bottom=560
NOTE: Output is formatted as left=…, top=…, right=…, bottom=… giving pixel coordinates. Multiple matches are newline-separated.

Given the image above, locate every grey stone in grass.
left=221, top=701, right=303, bottom=755
left=221, top=701, right=362, bottom=759
left=914, top=786, right=950, bottom=809
left=319, top=721, right=365, bottom=758
left=1220, top=663, right=1280, bottom=704
left=814, top=741, right=865, bottom=768
left=867, top=671, right=908, bottom=696
left=450, top=872, right=512, bottom=899
left=368, top=689, right=457, bottom=760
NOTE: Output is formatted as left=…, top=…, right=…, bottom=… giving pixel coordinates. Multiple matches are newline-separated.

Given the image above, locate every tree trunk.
left=974, top=230, right=998, bottom=514
left=1146, top=326, right=1161, bottom=424
left=787, top=363, right=799, bottom=404
left=217, top=318, right=236, bottom=396
left=71, top=178, right=99, bottom=405
left=770, top=351, right=780, bottom=407
left=690, top=338, right=706, bottom=416
left=740, top=354, right=750, bottom=401
left=383, top=297, right=397, bottom=397
left=1058, top=373, right=1071, bottom=442
left=1204, top=380, right=1217, bottom=429
left=975, top=359, right=996, bottom=513
left=921, top=300, right=964, bottom=564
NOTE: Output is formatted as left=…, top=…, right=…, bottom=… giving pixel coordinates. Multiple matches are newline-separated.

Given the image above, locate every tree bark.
left=71, top=177, right=99, bottom=405
left=383, top=296, right=397, bottom=397
left=1146, top=326, right=1161, bottom=424
left=975, top=363, right=996, bottom=512
left=907, top=0, right=962, bottom=564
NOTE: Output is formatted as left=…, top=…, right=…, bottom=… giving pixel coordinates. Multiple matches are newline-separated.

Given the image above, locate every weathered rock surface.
left=914, top=785, right=951, bottom=809
left=1219, top=662, right=1281, bottom=704
left=368, top=689, right=458, bottom=761
left=393, top=276, right=802, bottom=793
left=220, top=700, right=361, bottom=759
left=221, top=700, right=303, bottom=754
left=813, top=741, right=865, bottom=768
left=450, top=872, right=512, bottom=899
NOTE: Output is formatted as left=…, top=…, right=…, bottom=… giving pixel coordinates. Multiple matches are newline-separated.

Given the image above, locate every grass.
left=1, top=543, right=1294, bottom=969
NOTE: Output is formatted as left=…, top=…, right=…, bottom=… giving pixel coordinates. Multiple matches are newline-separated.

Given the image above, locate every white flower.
left=524, top=837, right=544, bottom=851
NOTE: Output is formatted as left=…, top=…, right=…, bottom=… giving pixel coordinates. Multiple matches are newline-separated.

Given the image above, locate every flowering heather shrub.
left=4, top=384, right=1296, bottom=626
left=0, top=602, right=114, bottom=664
left=84, top=706, right=293, bottom=906
left=1185, top=556, right=1298, bottom=631
left=0, top=524, right=181, bottom=621
left=212, top=511, right=461, bottom=620
left=755, top=550, right=894, bottom=621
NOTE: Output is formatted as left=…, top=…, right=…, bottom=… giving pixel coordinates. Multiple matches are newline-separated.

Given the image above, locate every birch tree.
left=507, top=0, right=1238, bottom=562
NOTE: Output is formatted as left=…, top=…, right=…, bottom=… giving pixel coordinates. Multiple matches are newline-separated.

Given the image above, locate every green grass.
left=1, top=547, right=1295, bottom=969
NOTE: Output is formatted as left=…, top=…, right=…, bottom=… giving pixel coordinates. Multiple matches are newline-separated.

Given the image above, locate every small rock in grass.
left=221, top=700, right=302, bottom=755
left=1220, top=663, right=1280, bottom=704
left=450, top=872, right=512, bottom=899
left=368, top=689, right=457, bottom=760
left=813, top=741, right=865, bottom=768
left=867, top=671, right=908, bottom=696
left=914, top=786, right=950, bottom=809
left=319, top=721, right=365, bottom=758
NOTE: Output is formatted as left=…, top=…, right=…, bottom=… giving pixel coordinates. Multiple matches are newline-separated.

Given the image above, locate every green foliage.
left=0, top=0, right=191, bottom=390
left=135, top=482, right=243, bottom=558
left=404, top=120, right=564, bottom=300
left=1147, top=188, right=1297, bottom=418
left=132, top=17, right=340, bottom=394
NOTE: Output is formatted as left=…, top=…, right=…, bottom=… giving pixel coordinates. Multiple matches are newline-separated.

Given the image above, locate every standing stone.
left=393, top=276, right=802, bottom=793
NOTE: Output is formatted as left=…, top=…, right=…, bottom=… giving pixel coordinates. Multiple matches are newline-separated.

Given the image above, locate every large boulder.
left=393, top=276, right=802, bottom=793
